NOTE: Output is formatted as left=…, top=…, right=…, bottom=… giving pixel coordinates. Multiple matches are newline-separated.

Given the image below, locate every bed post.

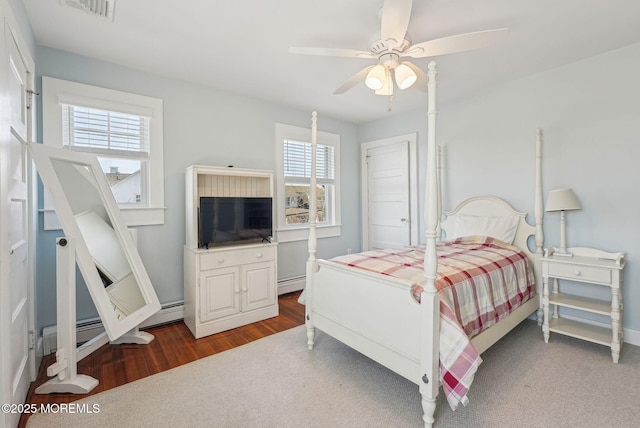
left=534, top=128, right=544, bottom=324
left=534, top=129, right=543, bottom=254
left=420, top=61, right=439, bottom=428
left=305, top=111, right=319, bottom=349
left=436, top=145, right=442, bottom=241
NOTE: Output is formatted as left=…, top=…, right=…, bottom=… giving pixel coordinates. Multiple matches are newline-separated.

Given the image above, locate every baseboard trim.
left=623, top=327, right=640, bottom=346
left=278, top=276, right=305, bottom=295
left=42, top=301, right=185, bottom=355
left=42, top=277, right=308, bottom=355
left=39, top=294, right=640, bottom=355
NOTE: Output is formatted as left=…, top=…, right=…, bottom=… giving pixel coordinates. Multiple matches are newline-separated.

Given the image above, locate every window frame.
left=42, top=76, right=165, bottom=227
left=275, top=122, right=341, bottom=243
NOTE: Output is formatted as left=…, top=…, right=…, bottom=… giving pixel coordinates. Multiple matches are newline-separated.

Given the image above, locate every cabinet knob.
left=218, top=258, right=225, bottom=263
left=256, top=253, right=263, bottom=258
left=574, top=270, right=582, bottom=276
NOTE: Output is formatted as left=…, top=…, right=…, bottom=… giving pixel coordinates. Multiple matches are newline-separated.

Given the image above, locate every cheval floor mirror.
left=28, top=142, right=161, bottom=394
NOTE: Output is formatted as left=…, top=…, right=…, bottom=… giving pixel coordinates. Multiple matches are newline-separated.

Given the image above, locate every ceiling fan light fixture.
left=365, top=64, right=385, bottom=90
left=374, top=68, right=394, bottom=96
left=395, top=63, right=417, bottom=89
left=289, top=0, right=510, bottom=101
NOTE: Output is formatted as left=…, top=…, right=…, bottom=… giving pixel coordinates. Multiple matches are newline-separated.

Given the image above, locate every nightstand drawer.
left=547, top=262, right=611, bottom=284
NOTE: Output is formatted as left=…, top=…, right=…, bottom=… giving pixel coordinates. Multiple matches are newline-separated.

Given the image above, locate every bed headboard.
left=440, top=196, right=538, bottom=263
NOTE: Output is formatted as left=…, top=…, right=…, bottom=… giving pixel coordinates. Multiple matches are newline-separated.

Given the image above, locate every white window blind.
left=62, top=104, right=150, bottom=157
left=283, top=139, right=335, bottom=181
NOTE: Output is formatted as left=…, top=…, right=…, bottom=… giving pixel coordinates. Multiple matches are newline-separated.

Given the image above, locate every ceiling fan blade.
left=380, top=0, right=412, bottom=50
left=289, top=46, right=375, bottom=59
left=401, top=62, right=428, bottom=92
left=403, top=28, right=509, bottom=58
left=334, top=65, right=376, bottom=94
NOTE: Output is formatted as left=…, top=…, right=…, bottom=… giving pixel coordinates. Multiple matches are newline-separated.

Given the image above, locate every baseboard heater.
left=42, top=277, right=306, bottom=355
left=42, top=300, right=184, bottom=355
left=277, top=275, right=305, bottom=295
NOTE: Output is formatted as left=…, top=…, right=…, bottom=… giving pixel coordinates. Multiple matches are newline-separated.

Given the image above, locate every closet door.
left=1, top=18, right=35, bottom=428
left=364, top=140, right=411, bottom=250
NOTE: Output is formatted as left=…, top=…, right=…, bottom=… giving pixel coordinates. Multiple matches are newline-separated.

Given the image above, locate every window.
left=283, top=140, right=334, bottom=224
left=63, top=105, right=149, bottom=205
left=275, top=123, right=341, bottom=242
left=42, top=76, right=165, bottom=227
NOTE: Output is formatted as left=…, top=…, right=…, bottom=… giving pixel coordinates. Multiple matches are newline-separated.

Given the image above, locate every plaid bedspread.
left=329, top=236, right=535, bottom=410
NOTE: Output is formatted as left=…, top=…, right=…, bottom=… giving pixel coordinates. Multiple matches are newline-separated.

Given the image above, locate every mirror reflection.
left=50, top=158, right=147, bottom=318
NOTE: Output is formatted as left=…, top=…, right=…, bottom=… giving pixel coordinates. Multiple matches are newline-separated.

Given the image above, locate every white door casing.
left=361, top=134, right=418, bottom=250
left=1, top=10, right=36, bottom=428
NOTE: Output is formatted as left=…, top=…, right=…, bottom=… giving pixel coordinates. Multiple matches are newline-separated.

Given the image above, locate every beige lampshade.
left=545, top=188, right=582, bottom=212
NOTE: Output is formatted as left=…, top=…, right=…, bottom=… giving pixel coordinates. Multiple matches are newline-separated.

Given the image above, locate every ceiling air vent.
left=60, top=0, right=116, bottom=21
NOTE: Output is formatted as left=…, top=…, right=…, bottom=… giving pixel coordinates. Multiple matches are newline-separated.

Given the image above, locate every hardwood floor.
left=19, top=291, right=304, bottom=428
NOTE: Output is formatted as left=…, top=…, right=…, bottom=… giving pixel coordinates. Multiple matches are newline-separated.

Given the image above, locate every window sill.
left=276, top=224, right=341, bottom=243
left=120, top=206, right=166, bottom=227
left=42, top=206, right=166, bottom=230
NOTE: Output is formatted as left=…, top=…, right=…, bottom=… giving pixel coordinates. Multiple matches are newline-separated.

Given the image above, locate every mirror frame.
left=29, top=143, right=161, bottom=340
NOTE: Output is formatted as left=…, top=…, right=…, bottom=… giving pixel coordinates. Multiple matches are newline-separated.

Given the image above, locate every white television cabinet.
left=183, top=165, right=278, bottom=338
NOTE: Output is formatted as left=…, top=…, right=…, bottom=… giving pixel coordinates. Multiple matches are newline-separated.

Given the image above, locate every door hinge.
left=29, top=330, right=36, bottom=350
left=26, top=89, right=40, bottom=110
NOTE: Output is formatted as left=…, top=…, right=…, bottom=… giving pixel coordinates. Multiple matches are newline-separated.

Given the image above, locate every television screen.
left=199, top=197, right=272, bottom=248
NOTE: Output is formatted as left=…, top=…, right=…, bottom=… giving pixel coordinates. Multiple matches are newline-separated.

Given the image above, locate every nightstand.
left=541, top=247, right=625, bottom=363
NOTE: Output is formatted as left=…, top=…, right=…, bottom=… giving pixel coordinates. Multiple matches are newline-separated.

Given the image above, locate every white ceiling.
left=21, top=0, right=640, bottom=124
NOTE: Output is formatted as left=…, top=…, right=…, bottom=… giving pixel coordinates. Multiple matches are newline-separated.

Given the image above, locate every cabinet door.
left=241, top=261, right=276, bottom=312
left=199, top=267, right=241, bottom=322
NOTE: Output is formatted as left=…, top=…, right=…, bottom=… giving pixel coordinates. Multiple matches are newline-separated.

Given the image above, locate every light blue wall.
left=34, top=47, right=361, bottom=331
left=7, top=0, right=35, bottom=52
left=360, top=42, right=640, bottom=334
left=30, top=31, right=640, bottom=336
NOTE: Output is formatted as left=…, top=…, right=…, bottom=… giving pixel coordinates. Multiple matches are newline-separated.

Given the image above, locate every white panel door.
left=365, top=141, right=411, bottom=250
left=1, top=18, right=33, bottom=428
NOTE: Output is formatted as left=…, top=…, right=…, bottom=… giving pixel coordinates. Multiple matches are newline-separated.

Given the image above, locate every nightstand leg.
left=611, top=285, right=622, bottom=363
left=611, top=345, right=620, bottom=364
left=551, top=278, right=559, bottom=319
left=542, top=275, right=550, bottom=343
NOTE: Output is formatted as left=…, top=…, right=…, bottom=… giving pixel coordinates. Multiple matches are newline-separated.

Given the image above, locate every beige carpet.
left=27, top=321, right=640, bottom=428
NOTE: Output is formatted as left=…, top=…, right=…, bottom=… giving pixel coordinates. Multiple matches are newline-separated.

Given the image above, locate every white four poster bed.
left=303, top=62, right=545, bottom=427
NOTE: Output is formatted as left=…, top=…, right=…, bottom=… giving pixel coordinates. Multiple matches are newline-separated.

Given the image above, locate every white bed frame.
left=304, top=62, right=545, bottom=427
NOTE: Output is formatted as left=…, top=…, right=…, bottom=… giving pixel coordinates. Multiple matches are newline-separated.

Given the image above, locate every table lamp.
left=545, top=188, right=582, bottom=257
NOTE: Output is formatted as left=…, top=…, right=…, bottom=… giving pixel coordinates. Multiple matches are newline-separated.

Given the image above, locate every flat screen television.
left=198, top=196, right=272, bottom=248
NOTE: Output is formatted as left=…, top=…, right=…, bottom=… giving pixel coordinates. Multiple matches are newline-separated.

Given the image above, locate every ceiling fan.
left=289, top=0, right=508, bottom=96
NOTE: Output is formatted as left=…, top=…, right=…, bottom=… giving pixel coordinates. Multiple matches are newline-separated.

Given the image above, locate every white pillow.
left=453, top=214, right=519, bottom=244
